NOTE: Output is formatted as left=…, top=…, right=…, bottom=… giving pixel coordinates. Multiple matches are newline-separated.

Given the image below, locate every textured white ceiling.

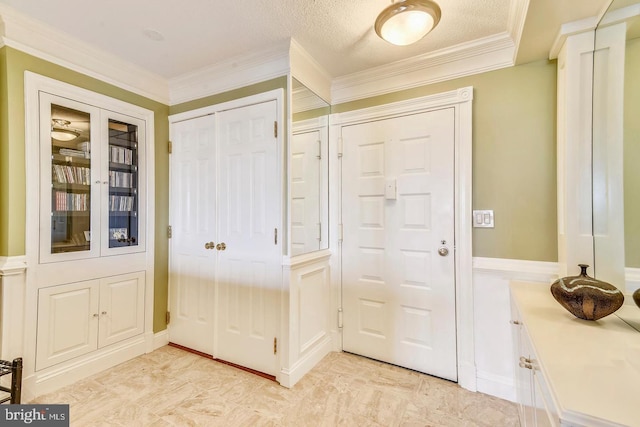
left=0, top=0, right=617, bottom=81
left=0, top=0, right=512, bottom=79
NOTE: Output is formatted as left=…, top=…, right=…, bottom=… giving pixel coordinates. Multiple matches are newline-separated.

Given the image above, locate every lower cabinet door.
left=98, top=271, right=145, bottom=347
left=36, top=280, right=100, bottom=370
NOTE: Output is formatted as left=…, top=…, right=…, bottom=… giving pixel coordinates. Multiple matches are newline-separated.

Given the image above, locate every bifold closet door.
left=168, top=114, right=217, bottom=355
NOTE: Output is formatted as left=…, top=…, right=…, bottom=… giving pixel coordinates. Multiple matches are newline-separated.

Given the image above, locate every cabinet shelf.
left=52, top=210, right=90, bottom=216
left=52, top=242, right=91, bottom=253
left=109, top=211, right=137, bottom=216
left=52, top=153, right=91, bottom=166
left=109, top=187, right=137, bottom=194
left=52, top=182, right=91, bottom=191
left=109, top=162, right=137, bottom=171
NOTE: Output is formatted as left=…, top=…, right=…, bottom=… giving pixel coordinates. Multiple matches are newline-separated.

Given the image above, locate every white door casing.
left=168, top=115, right=217, bottom=355
left=341, top=108, right=458, bottom=381
left=215, top=100, right=281, bottom=376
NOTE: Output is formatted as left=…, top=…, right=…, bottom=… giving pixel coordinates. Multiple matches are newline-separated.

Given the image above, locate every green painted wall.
left=170, top=77, right=288, bottom=116
left=625, top=37, right=640, bottom=268
left=0, top=46, right=170, bottom=333
left=334, top=60, right=559, bottom=262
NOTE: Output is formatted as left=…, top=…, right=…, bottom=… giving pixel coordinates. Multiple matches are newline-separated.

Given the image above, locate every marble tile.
left=30, top=346, right=520, bottom=426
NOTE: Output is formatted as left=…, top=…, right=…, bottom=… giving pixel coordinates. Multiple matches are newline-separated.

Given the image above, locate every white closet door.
left=168, top=114, right=217, bottom=355
left=291, top=129, right=321, bottom=255
left=215, top=100, right=281, bottom=376
left=341, top=108, right=457, bottom=381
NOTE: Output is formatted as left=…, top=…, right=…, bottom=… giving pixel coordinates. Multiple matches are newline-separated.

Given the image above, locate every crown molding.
left=0, top=4, right=169, bottom=105
left=507, top=0, right=530, bottom=61
left=169, top=41, right=290, bottom=106
left=290, top=39, right=332, bottom=104
left=331, top=33, right=514, bottom=104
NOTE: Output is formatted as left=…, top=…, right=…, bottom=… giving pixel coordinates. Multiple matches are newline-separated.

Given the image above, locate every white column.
left=555, top=30, right=596, bottom=278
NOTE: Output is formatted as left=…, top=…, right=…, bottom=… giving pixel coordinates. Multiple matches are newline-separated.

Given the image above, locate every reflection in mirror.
left=593, top=0, right=640, bottom=288
left=290, top=78, right=330, bottom=256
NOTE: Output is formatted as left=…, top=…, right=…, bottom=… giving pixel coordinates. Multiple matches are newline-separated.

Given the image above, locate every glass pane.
left=108, top=119, right=139, bottom=248
left=50, top=104, right=92, bottom=253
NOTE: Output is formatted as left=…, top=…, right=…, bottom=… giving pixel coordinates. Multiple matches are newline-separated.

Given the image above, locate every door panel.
left=341, top=108, right=457, bottom=381
left=216, top=101, right=280, bottom=376
left=99, top=272, right=145, bottom=347
left=291, top=130, right=321, bottom=255
left=168, top=115, right=217, bottom=355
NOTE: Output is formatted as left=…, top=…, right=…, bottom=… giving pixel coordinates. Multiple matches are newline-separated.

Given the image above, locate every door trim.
left=330, top=86, right=476, bottom=391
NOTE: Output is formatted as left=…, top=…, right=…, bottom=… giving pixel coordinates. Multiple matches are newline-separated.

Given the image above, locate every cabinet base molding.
left=23, top=336, right=147, bottom=402
left=278, top=335, right=333, bottom=388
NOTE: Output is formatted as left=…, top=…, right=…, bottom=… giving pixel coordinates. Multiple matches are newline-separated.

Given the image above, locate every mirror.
left=593, top=0, right=640, bottom=290
left=290, top=78, right=330, bottom=256
left=593, top=0, right=640, bottom=325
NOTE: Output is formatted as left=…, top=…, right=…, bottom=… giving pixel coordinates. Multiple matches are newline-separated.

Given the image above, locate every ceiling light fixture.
left=51, top=119, right=80, bottom=142
left=375, top=0, right=441, bottom=46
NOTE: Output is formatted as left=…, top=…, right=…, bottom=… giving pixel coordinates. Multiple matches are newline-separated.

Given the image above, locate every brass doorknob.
left=204, top=241, right=215, bottom=249
left=216, top=242, right=226, bottom=251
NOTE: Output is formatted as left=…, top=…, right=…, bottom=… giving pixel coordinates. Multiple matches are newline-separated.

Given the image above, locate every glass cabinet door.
left=40, top=94, right=101, bottom=263
left=102, top=111, right=146, bottom=254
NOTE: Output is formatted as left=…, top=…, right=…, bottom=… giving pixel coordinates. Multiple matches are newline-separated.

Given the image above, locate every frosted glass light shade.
left=375, top=0, right=441, bottom=46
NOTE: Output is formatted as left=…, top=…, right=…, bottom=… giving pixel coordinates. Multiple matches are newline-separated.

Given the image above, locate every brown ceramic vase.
left=633, top=288, right=640, bottom=309
left=550, top=264, right=624, bottom=320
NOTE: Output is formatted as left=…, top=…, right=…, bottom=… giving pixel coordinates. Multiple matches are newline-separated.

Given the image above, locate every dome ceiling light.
left=51, top=119, right=80, bottom=142
left=375, top=0, right=442, bottom=46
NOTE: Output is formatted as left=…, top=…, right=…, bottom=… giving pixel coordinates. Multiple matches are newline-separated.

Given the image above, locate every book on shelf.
left=54, top=191, right=89, bottom=211
left=110, top=145, right=133, bottom=165
left=52, top=165, right=91, bottom=185
left=109, top=195, right=134, bottom=212
left=109, top=171, right=133, bottom=188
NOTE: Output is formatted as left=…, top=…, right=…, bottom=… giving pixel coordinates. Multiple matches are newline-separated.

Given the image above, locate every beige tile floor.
left=32, top=346, right=520, bottom=426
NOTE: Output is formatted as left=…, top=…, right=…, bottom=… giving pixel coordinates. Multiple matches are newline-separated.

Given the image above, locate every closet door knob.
left=216, top=242, right=226, bottom=251
left=204, top=241, right=215, bottom=249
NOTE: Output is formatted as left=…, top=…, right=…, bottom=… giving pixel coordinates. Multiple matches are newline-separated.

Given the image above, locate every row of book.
left=53, top=165, right=91, bottom=185
left=109, top=195, right=135, bottom=212
left=109, top=171, right=134, bottom=188
left=54, top=191, right=89, bottom=211
left=110, top=145, right=134, bottom=165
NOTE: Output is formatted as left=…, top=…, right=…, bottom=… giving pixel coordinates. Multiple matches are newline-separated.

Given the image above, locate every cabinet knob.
left=93, top=313, right=99, bottom=318
left=519, top=361, right=533, bottom=370
left=101, top=311, right=107, bottom=315
left=519, top=356, right=532, bottom=364
left=510, top=320, right=521, bottom=325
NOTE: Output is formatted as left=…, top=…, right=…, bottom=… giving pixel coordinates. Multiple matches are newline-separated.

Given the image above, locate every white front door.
left=341, top=108, right=458, bottom=381
left=168, top=114, right=217, bottom=355
left=215, top=101, right=281, bottom=376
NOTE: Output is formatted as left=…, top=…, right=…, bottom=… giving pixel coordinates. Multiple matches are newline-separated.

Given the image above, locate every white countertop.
left=510, top=281, right=640, bottom=427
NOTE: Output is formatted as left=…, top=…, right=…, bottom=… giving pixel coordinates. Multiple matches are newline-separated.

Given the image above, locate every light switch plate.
left=473, top=210, right=494, bottom=228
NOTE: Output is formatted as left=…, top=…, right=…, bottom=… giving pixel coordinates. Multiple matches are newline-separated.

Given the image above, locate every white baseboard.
left=476, top=370, right=517, bottom=402
left=278, top=335, right=333, bottom=388
left=153, top=329, right=169, bottom=350
left=625, top=267, right=640, bottom=293
left=25, top=337, right=146, bottom=401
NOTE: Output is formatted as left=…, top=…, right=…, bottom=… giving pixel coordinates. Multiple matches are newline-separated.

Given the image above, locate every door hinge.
left=168, top=141, right=172, bottom=154
left=318, top=222, right=321, bottom=241
left=273, top=337, right=277, bottom=355
left=274, top=121, right=278, bottom=138
left=274, top=228, right=278, bottom=245
left=338, top=224, right=343, bottom=243
left=166, top=311, right=171, bottom=325
left=317, top=140, right=322, bottom=160
left=338, top=308, right=343, bottom=329
left=337, top=136, right=343, bottom=158
left=168, top=225, right=172, bottom=239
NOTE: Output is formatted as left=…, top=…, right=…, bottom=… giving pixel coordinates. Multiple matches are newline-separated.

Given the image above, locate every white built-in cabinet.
left=24, top=73, right=155, bottom=399
left=36, top=272, right=145, bottom=370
